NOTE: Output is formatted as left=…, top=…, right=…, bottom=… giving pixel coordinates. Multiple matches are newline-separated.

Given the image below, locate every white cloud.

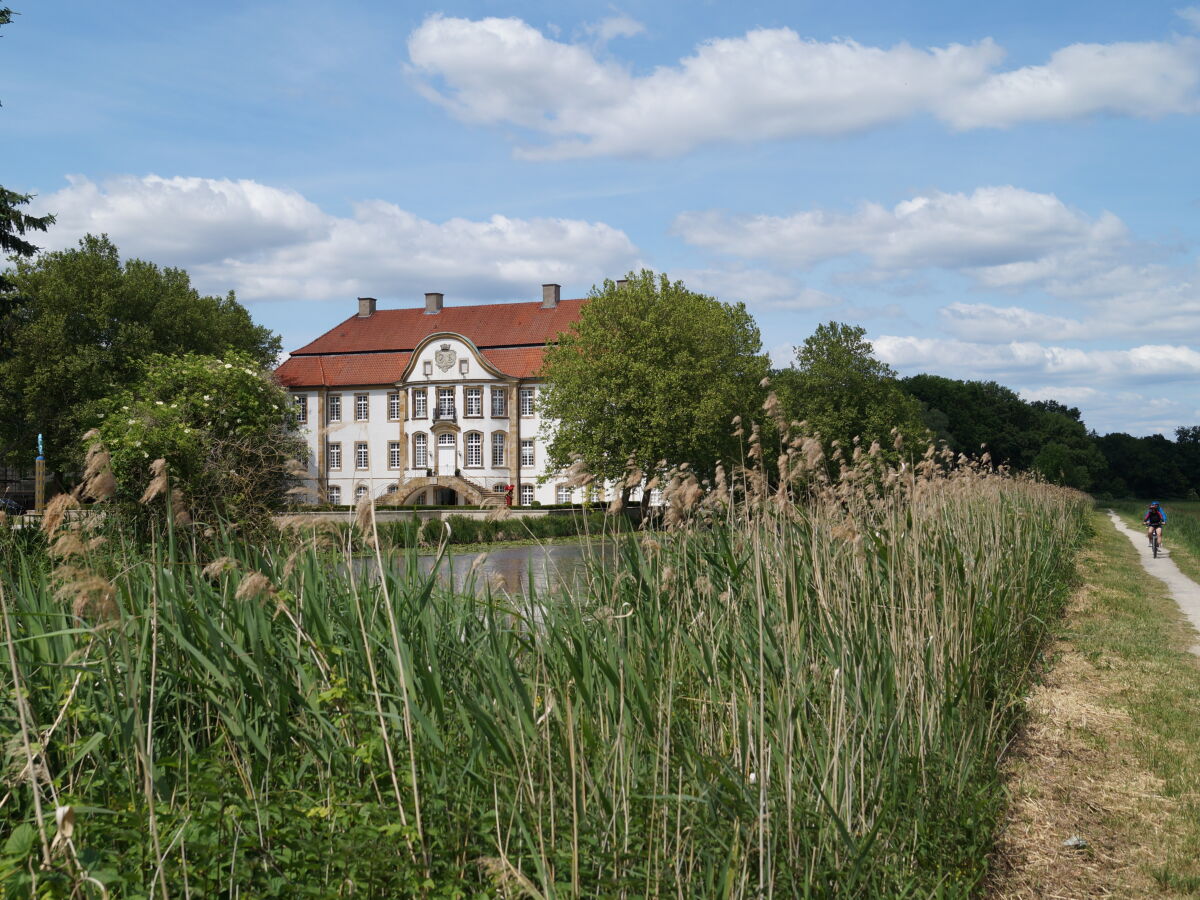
left=938, top=302, right=1094, bottom=341
left=582, top=14, right=645, bottom=44
left=675, top=267, right=842, bottom=310
left=406, top=16, right=1200, bottom=158
left=874, top=335, right=1200, bottom=383
left=40, top=175, right=640, bottom=302
left=942, top=39, right=1200, bottom=129
left=1178, top=7, right=1200, bottom=30
left=675, top=186, right=1125, bottom=272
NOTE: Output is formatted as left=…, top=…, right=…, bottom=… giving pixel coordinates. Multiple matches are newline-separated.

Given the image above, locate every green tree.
left=774, top=322, right=926, bottom=455
left=539, top=270, right=770, bottom=488
left=0, top=10, right=56, bottom=291
left=95, top=352, right=304, bottom=522
left=0, top=235, right=281, bottom=479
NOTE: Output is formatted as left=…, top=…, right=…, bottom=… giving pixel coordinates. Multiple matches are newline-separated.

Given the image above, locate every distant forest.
left=901, top=374, right=1200, bottom=500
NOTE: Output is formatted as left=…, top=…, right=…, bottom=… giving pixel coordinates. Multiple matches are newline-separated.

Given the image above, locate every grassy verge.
left=991, top=510, right=1200, bottom=896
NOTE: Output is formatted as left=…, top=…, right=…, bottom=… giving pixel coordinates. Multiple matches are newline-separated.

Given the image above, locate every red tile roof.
left=276, top=299, right=583, bottom=387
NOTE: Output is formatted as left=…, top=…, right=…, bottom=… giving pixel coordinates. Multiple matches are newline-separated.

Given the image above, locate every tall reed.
left=0, top=452, right=1087, bottom=896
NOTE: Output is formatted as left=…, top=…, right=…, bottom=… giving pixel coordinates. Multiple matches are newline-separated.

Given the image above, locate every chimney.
left=616, top=279, right=629, bottom=290
left=541, top=283, right=561, bottom=309
left=357, top=297, right=377, bottom=318
left=424, top=292, right=443, bottom=314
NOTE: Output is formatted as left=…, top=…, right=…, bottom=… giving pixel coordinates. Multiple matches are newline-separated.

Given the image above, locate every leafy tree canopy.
left=95, top=352, right=304, bottom=522
left=774, top=321, right=927, bottom=455
left=539, top=269, right=770, bottom=485
left=0, top=235, right=281, bottom=476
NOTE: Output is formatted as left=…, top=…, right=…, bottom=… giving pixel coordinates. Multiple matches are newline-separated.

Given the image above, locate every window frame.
left=519, top=387, right=535, bottom=417
left=519, top=484, right=534, bottom=506
left=327, top=485, right=342, bottom=506
left=413, top=432, right=428, bottom=468
left=437, top=387, right=455, bottom=417
left=354, top=484, right=369, bottom=502
left=491, top=431, right=506, bottom=467
left=465, top=431, right=483, bottom=468
left=490, top=387, right=508, bottom=418
left=327, top=441, right=342, bottom=471
left=354, top=393, right=369, bottom=422
left=464, top=386, right=483, bottom=417
left=327, top=394, right=342, bottom=423
left=520, top=438, right=534, bottom=468
left=293, top=394, right=308, bottom=424
left=354, top=441, right=369, bottom=470
left=387, top=391, right=401, bottom=421
left=411, top=388, right=427, bottom=419
left=556, top=485, right=572, bottom=504
left=387, top=441, right=401, bottom=470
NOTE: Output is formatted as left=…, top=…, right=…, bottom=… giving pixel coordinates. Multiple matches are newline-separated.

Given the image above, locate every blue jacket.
left=1144, top=506, right=1167, bottom=525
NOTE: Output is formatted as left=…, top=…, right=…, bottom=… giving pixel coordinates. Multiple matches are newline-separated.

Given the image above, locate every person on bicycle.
left=1144, top=501, right=1167, bottom=550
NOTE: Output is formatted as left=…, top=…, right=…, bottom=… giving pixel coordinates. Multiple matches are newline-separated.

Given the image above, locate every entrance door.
left=437, top=433, right=456, bottom=474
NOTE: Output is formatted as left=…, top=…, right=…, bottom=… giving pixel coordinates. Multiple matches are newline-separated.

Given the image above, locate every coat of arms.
left=435, top=343, right=456, bottom=372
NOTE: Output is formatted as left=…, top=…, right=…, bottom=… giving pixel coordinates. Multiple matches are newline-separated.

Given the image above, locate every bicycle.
left=1151, top=528, right=1161, bottom=558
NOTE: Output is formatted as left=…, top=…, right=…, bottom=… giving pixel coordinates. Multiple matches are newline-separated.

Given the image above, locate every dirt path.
left=1108, top=510, right=1200, bottom=654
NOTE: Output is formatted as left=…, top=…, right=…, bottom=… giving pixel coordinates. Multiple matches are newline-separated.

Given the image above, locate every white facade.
left=288, top=333, right=565, bottom=506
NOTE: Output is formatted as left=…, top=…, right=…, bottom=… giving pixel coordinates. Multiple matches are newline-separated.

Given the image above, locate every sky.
left=4, top=0, right=1199, bottom=436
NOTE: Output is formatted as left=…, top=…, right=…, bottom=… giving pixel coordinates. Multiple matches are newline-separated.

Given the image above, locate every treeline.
left=901, top=374, right=1200, bottom=500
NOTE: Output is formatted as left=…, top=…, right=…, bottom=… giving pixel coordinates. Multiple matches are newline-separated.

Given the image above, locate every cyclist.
left=1143, top=501, right=1167, bottom=551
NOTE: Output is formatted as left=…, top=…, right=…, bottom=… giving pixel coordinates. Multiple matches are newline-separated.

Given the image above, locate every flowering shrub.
left=96, top=352, right=305, bottom=521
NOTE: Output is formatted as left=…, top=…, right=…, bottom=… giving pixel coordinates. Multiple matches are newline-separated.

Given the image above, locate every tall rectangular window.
left=387, top=392, right=401, bottom=420
left=519, top=387, right=535, bottom=416
left=293, top=394, right=308, bottom=424
left=491, top=432, right=505, bottom=466
left=465, top=387, right=482, bottom=417
left=355, top=442, right=369, bottom=470
left=465, top=432, right=482, bottom=467
left=327, top=442, right=342, bottom=470
left=437, top=388, right=455, bottom=417
left=520, top=439, right=534, bottom=467
left=412, top=388, right=427, bottom=418
left=520, top=484, right=533, bottom=505
left=388, top=441, right=401, bottom=469
left=491, top=387, right=507, bottom=417
left=355, top=393, right=369, bottom=422
left=556, top=485, right=572, bottom=504
left=327, top=485, right=341, bottom=506
left=327, top=394, right=342, bottom=423
left=414, top=433, right=428, bottom=468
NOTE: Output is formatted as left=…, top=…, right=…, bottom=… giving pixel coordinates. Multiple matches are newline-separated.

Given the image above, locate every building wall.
left=289, top=334, right=566, bottom=505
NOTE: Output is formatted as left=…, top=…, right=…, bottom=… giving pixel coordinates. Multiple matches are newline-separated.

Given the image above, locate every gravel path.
left=1108, top=510, right=1200, bottom=656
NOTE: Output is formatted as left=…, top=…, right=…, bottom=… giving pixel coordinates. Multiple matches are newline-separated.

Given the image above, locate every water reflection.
left=382, top=540, right=613, bottom=597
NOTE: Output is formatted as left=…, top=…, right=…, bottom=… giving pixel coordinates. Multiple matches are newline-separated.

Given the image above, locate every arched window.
left=491, top=431, right=506, bottom=466
left=385, top=483, right=398, bottom=494
left=465, top=432, right=482, bottom=467
left=413, top=432, right=428, bottom=468
left=327, top=485, right=342, bottom=505
left=355, top=484, right=369, bottom=501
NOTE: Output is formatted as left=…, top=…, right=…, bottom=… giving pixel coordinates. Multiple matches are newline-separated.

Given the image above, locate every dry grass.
left=991, top=513, right=1200, bottom=898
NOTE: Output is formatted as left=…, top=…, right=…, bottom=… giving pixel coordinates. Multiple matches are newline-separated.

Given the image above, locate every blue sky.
left=5, top=0, right=1199, bottom=435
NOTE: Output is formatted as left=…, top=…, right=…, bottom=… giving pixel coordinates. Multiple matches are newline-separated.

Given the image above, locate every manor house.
left=275, top=285, right=583, bottom=507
